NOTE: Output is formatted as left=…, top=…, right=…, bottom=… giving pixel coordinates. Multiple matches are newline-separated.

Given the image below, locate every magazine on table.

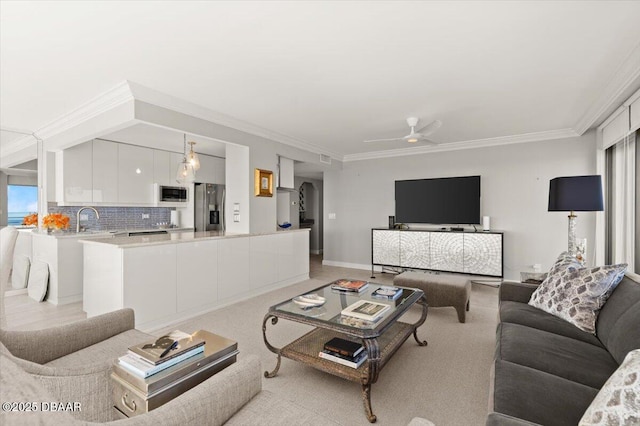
left=371, top=286, right=403, bottom=300
left=330, top=279, right=369, bottom=293
left=341, top=299, right=391, bottom=322
left=129, top=330, right=205, bottom=365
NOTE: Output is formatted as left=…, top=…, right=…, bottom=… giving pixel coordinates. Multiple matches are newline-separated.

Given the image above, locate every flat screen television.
left=395, top=176, right=481, bottom=224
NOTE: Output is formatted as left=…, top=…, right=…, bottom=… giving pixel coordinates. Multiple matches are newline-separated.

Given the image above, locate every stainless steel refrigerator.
left=194, top=183, right=225, bottom=232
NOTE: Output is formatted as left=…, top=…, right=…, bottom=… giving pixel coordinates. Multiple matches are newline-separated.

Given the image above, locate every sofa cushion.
left=225, top=389, right=340, bottom=425
left=596, top=275, right=640, bottom=364
left=496, top=323, right=618, bottom=389
left=499, top=301, right=603, bottom=347
left=492, top=359, right=599, bottom=426
left=528, top=263, right=627, bottom=334
left=579, top=348, right=640, bottom=426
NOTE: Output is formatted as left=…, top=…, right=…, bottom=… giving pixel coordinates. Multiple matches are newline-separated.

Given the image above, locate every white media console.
left=371, top=228, right=504, bottom=277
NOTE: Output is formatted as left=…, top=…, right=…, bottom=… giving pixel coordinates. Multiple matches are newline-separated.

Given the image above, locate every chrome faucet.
left=76, top=207, right=100, bottom=232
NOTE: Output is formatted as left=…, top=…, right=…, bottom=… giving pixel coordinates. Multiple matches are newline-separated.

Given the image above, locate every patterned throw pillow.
left=528, top=255, right=627, bottom=334
left=579, top=349, right=640, bottom=425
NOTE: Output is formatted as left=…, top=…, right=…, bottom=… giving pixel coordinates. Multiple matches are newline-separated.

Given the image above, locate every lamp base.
left=568, top=212, right=577, bottom=255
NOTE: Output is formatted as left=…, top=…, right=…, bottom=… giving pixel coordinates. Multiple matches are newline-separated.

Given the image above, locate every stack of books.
left=112, top=330, right=238, bottom=417
left=118, top=330, right=206, bottom=379
left=330, top=278, right=369, bottom=293
left=318, top=337, right=368, bottom=369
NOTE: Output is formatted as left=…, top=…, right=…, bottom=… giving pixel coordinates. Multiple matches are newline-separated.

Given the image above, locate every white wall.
left=0, top=172, right=7, bottom=226
left=225, top=143, right=250, bottom=233
left=323, top=132, right=598, bottom=280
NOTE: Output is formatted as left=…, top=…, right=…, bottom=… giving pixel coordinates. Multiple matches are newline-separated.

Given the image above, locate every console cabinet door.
left=463, top=233, right=503, bottom=276
left=430, top=232, right=464, bottom=273
left=400, top=231, right=431, bottom=269
left=372, top=230, right=400, bottom=266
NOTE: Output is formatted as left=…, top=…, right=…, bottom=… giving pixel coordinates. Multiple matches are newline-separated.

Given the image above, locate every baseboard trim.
left=3, top=288, right=27, bottom=297
left=322, top=260, right=382, bottom=272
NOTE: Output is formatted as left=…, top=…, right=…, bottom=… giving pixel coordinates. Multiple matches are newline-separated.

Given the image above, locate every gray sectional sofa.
left=487, top=273, right=640, bottom=426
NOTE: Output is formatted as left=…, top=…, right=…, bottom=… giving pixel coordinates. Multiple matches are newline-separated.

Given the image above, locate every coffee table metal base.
left=262, top=296, right=428, bottom=423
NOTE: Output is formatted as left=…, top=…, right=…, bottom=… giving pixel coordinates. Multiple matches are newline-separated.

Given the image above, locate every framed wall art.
left=254, top=168, right=274, bottom=197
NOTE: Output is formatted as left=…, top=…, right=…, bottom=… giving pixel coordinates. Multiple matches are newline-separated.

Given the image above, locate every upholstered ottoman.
left=394, top=271, right=471, bottom=323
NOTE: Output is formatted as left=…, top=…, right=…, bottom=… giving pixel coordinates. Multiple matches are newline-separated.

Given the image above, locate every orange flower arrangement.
left=42, top=213, right=70, bottom=230
left=22, top=213, right=38, bottom=226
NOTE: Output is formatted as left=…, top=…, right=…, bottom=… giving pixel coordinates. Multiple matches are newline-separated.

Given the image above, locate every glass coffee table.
left=262, top=280, right=428, bottom=423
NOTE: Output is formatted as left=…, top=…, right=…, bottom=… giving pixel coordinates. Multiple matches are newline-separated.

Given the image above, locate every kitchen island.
left=80, top=229, right=310, bottom=330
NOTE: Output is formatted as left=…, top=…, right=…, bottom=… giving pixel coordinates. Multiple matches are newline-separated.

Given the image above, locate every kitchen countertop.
left=79, top=227, right=310, bottom=248
left=29, top=227, right=194, bottom=239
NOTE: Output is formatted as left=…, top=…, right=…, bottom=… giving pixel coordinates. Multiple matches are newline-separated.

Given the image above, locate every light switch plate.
left=142, top=213, right=150, bottom=219
left=233, top=214, right=240, bottom=222
left=233, top=203, right=240, bottom=212
left=328, top=213, right=336, bottom=220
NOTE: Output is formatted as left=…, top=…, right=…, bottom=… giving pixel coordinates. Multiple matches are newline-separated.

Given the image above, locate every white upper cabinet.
left=57, top=141, right=93, bottom=204
left=92, top=140, right=118, bottom=203
left=118, top=144, right=154, bottom=204
left=278, top=156, right=294, bottom=189
left=196, top=155, right=225, bottom=184
left=153, top=150, right=172, bottom=186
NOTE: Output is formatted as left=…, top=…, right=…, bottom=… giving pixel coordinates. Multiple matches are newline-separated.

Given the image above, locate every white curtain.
left=607, top=131, right=636, bottom=272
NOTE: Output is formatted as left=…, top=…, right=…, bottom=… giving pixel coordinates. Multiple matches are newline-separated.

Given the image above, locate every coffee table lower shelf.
left=279, top=322, right=414, bottom=381
left=264, top=320, right=424, bottom=423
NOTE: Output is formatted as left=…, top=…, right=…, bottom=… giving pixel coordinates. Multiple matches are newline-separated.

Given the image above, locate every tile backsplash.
left=47, top=206, right=172, bottom=231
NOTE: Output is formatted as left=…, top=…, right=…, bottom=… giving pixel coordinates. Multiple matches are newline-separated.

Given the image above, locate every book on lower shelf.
left=128, top=330, right=205, bottom=366
left=319, top=348, right=368, bottom=369
left=323, top=337, right=364, bottom=358
left=330, top=278, right=369, bottom=293
left=341, top=299, right=391, bottom=322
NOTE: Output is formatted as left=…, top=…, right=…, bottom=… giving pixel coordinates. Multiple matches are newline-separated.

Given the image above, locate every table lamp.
left=548, top=175, right=603, bottom=255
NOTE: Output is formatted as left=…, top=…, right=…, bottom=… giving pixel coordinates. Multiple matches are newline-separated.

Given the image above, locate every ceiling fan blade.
left=363, top=137, right=404, bottom=143
left=416, top=120, right=443, bottom=136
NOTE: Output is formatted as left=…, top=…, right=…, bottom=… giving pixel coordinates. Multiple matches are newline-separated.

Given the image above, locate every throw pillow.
left=579, top=349, right=640, bottom=425
left=528, top=262, right=627, bottom=334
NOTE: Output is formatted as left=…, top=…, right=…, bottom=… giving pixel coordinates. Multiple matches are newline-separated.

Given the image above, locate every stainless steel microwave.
left=158, top=185, right=188, bottom=202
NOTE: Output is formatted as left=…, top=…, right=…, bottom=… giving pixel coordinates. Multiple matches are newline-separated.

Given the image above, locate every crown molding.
left=574, top=41, right=640, bottom=135
left=0, top=81, right=133, bottom=159
left=128, top=81, right=343, bottom=161
left=36, top=81, right=134, bottom=140
left=343, top=128, right=579, bottom=162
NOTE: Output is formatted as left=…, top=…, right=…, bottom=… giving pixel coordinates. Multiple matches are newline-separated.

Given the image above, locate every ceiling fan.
left=364, top=117, right=442, bottom=144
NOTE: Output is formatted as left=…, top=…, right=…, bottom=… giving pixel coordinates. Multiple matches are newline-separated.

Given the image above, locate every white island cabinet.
left=81, top=229, right=310, bottom=330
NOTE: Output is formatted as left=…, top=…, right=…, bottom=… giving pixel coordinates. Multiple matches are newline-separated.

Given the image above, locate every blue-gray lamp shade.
left=548, top=175, right=604, bottom=212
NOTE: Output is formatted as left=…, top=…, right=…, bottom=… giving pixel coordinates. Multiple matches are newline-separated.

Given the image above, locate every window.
left=7, top=185, right=38, bottom=226
left=604, top=131, right=638, bottom=272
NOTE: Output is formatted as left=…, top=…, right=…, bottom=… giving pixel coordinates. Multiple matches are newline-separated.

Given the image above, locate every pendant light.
left=176, top=134, right=196, bottom=185
left=187, top=141, right=201, bottom=171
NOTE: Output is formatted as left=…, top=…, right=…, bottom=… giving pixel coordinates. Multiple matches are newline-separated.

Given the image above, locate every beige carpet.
left=156, top=264, right=499, bottom=426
